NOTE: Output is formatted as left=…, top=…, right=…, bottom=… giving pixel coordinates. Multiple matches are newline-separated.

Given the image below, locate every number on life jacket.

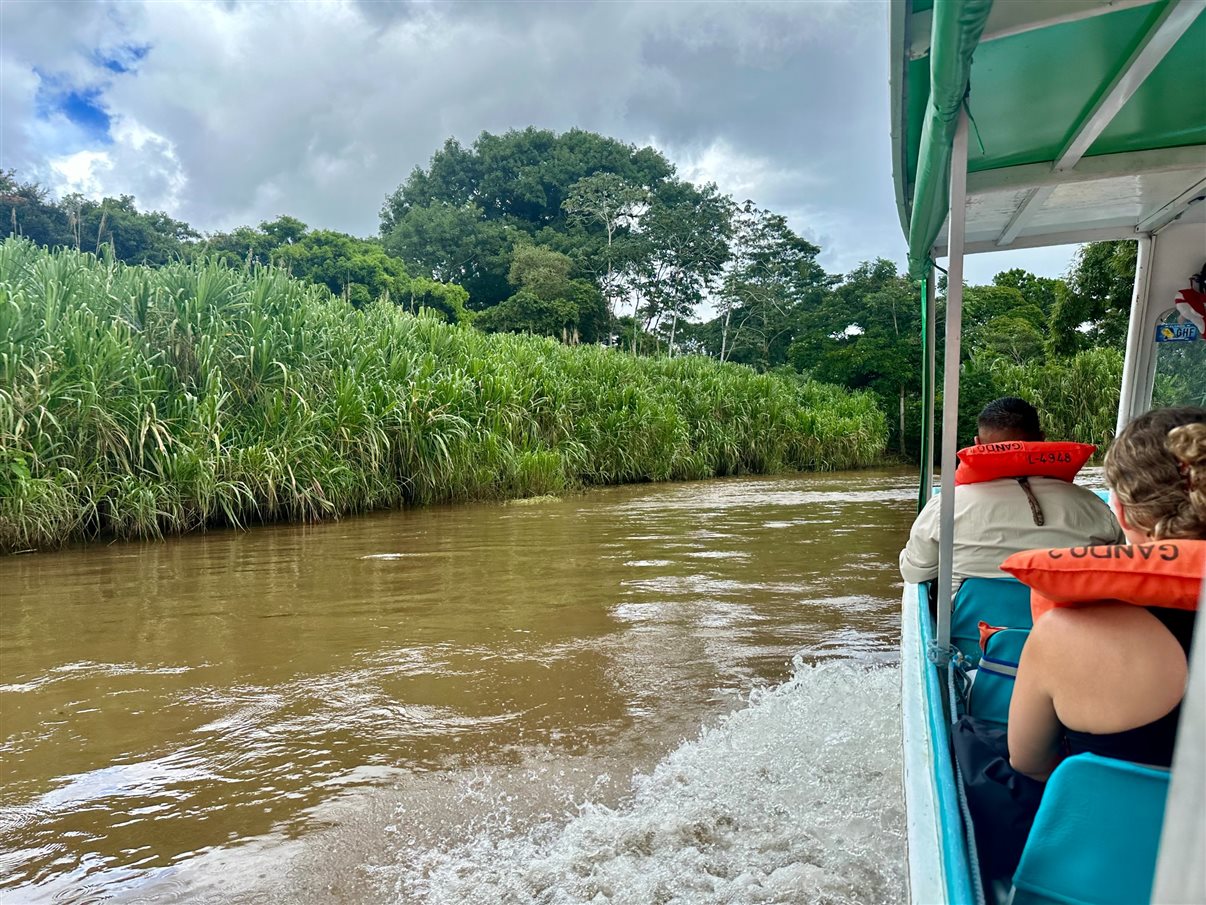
left=954, top=441, right=1096, bottom=486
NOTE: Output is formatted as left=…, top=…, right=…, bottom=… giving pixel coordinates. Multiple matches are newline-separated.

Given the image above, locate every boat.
left=889, top=1, right=1206, bottom=901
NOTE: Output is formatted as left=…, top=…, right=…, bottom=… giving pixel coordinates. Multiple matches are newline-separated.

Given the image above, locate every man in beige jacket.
left=899, top=397, right=1124, bottom=588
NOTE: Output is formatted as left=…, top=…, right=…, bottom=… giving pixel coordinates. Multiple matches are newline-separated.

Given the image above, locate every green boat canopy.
left=891, top=0, right=1206, bottom=279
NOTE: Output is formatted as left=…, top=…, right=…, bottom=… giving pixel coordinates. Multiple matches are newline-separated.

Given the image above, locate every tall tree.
left=630, top=181, right=734, bottom=354
left=992, top=268, right=1063, bottom=318
left=961, top=284, right=1046, bottom=365
left=380, top=128, right=675, bottom=310
left=562, top=172, right=646, bottom=340
left=0, top=171, right=74, bottom=249
left=715, top=201, right=826, bottom=367
left=1, top=173, right=196, bottom=265
left=1049, top=241, right=1136, bottom=354
left=200, top=218, right=468, bottom=320
left=787, top=259, right=920, bottom=455
left=60, top=194, right=198, bottom=265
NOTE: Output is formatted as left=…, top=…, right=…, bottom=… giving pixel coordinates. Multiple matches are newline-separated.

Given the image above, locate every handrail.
left=906, top=0, right=994, bottom=279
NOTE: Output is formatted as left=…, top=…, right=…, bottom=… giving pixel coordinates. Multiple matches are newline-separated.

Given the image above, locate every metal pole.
left=919, top=267, right=937, bottom=514
left=935, top=109, right=969, bottom=651
left=1116, top=234, right=1154, bottom=436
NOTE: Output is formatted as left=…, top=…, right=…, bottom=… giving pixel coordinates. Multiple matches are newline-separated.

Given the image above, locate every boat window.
left=1153, top=311, right=1206, bottom=408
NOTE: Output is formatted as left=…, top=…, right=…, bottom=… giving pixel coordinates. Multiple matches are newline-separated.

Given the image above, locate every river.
left=0, top=469, right=916, bottom=904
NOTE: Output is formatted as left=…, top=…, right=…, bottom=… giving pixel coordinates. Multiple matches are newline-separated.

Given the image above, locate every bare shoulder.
left=1032, top=604, right=1191, bottom=731
left=1030, top=605, right=1183, bottom=670
left=1033, top=604, right=1156, bottom=640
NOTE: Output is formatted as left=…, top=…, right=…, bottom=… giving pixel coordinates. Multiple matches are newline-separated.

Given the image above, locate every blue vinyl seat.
left=951, top=576, right=1032, bottom=664
left=1011, top=753, right=1170, bottom=905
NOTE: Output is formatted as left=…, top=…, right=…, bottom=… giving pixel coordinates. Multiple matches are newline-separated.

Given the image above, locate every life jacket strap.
left=1016, top=476, right=1045, bottom=527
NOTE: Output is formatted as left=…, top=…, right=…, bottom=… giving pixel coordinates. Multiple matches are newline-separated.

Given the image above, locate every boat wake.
left=379, top=660, right=905, bottom=905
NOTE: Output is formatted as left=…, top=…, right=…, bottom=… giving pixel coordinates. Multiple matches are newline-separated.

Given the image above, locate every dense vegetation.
left=5, top=126, right=1201, bottom=472
left=0, top=239, right=885, bottom=552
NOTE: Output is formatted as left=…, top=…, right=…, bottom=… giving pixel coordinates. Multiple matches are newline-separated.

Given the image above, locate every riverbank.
left=0, top=239, right=886, bottom=552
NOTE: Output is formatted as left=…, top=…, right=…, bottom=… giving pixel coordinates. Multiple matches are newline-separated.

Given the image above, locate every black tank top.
left=1064, top=608, right=1197, bottom=767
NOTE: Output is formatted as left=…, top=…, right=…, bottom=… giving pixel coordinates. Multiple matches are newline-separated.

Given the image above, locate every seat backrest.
left=965, top=627, right=1029, bottom=726
left=1011, top=753, right=1170, bottom=905
left=951, top=577, right=1032, bottom=663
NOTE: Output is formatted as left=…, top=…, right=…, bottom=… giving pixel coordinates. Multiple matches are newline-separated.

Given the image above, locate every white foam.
left=383, top=660, right=905, bottom=905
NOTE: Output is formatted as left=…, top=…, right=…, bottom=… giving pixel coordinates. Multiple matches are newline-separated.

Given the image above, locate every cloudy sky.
left=1, top=0, right=1076, bottom=284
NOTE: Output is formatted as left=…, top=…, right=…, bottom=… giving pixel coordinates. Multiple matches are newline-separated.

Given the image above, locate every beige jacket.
left=899, top=477, right=1125, bottom=586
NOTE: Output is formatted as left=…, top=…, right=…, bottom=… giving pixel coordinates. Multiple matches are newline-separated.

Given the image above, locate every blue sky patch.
left=96, top=43, right=150, bottom=74
left=34, top=70, right=114, bottom=145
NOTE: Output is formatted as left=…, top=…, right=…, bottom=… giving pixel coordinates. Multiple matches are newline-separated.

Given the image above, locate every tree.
left=0, top=171, right=74, bottom=249
left=629, top=180, right=734, bottom=354
left=713, top=201, right=826, bottom=367
left=508, top=243, right=575, bottom=301
left=278, top=230, right=404, bottom=308
left=475, top=289, right=579, bottom=339
left=199, top=224, right=282, bottom=266
left=399, top=277, right=471, bottom=323
left=787, top=259, right=920, bottom=456
left=961, top=284, right=1046, bottom=365
left=278, top=229, right=467, bottom=320
left=57, top=194, right=198, bottom=265
left=381, top=202, right=513, bottom=308
left=992, top=268, right=1063, bottom=318
left=562, top=172, right=646, bottom=340
left=972, top=316, right=1046, bottom=365
left=1, top=173, right=196, bottom=265
left=382, top=128, right=673, bottom=233
left=380, top=129, right=676, bottom=315
left=260, top=215, right=308, bottom=247
left=476, top=244, right=604, bottom=341
left=1049, top=241, right=1136, bottom=354
left=200, top=218, right=468, bottom=320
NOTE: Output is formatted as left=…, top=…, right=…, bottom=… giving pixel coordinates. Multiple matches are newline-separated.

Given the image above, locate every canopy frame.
left=996, top=0, right=1204, bottom=246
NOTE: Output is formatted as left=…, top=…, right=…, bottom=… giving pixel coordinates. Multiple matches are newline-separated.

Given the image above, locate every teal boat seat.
left=966, top=627, right=1029, bottom=727
left=952, top=577, right=1032, bottom=664
left=1011, top=753, right=1170, bottom=905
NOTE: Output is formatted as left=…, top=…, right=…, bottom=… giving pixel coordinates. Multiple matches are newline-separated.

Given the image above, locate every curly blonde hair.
left=1104, top=406, right=1206, bottom=540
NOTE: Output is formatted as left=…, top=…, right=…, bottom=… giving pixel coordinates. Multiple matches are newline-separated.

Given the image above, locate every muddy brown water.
left=0, top=470, right=917, bottom=904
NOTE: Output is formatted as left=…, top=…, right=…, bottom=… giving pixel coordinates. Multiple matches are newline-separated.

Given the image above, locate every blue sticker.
left=1155, top=322, right=1200, bottom=343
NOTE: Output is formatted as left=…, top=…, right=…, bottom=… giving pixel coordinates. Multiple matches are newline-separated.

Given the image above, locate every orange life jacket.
left=954, top=441, right=1096, bottom=486
left=1000, top=540, right=1206, bottom=620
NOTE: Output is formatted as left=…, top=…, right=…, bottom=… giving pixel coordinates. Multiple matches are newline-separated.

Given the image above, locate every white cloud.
left=1, top=0, right=1077, bottom=282
left=48, top=149, right=112, bottom=195
left=668, top=137, right=821, bottom=205
left=46, top=118, right=186, bottom=212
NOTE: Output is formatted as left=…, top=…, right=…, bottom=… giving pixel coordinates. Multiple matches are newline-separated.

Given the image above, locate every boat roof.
left=891, top=0, right=1206, bottom=277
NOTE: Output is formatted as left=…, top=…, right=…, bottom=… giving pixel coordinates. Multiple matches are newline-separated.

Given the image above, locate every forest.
left=3, top=126, right=1200, bottom=470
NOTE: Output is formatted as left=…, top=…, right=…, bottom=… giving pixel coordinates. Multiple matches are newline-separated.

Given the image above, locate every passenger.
left=954, top=406, right=1206, bottom=887
left=899, top=396, right=1123, bottom=588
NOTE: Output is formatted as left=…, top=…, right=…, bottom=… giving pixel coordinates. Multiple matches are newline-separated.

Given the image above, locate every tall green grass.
left=0, top=239, right=886, bottom=551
